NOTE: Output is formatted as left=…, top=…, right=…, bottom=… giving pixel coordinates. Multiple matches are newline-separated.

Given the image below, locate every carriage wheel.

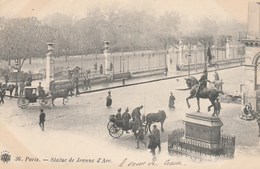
left=39, top=98, right=51, bottom=107
left=17, top=97, right=29, bottom=109
left=107, top=121, right=114, bottom=130
left=108, top=124, right=123, bottom=138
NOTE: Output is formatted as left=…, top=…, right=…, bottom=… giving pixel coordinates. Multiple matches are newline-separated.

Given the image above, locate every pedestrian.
left=75, top=76, right=79, bottom=96
left=212, top=98, right=221, bottom=116
left=19, top=81, right=25, bottom=96
left=122, top=78, right=125, bottom=85
left=148, top=131, right=157, bottom=161
left=86, top=77, right=91, bottom=90
left=0, top=88, right=5, bottom=104
left=136, top=127, right=147, bottom=149
left=100, top=64, right=103, bottom=74
left=165, top=66, right=168, bottom=75
left=256, top=115, right=260, bottom=137
left=82, top=77, right=87, bottom=90
left=39, top=109, right=46, bottom=131
left=94, top=63, right=97, bottom=73
left=214, top=71, right=220, bottom=82
left=110, top=62, right=113, bottom=71
left=152, top=124, right=161, bottom=153
left=106, top=91, right=112, bottom=108
left=168, top=92, right=175, bottom=110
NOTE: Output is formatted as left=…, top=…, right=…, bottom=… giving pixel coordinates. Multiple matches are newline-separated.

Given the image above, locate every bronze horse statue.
left=185, top=76, right=223, bottom=112
left=145, top=110, right=166, bottom=133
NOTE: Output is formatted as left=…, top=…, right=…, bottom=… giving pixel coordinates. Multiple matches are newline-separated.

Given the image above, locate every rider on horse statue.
left=196, top=68, right=210, bottom=96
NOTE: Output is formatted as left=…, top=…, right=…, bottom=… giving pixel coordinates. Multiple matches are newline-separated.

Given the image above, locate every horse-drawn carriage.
left=107, top=114, right=148, bottom=138
left=17, top=86, right=51, bottom=109
left=107, top=110, right=167, bottom=138
left=17, top=80, right=74, bottom=109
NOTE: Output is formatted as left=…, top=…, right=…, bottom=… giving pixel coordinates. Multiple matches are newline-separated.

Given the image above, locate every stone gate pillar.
left=241, top=39, right=260, bottom=111
left=46, top=43, right=55, bottom=91
left=103, top=41, right=111, bottom=75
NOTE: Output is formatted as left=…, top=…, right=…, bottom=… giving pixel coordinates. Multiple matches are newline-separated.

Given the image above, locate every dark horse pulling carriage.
left=107, top=110, right=167, bottom=138
left=17, top=80, right=74, bottom=109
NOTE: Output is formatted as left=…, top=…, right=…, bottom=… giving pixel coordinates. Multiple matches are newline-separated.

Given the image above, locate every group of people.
left=113, top=104, right=161, bottom=159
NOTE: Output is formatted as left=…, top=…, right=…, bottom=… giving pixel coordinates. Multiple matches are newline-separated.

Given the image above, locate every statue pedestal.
left=183, top=112, right=223, bottom=149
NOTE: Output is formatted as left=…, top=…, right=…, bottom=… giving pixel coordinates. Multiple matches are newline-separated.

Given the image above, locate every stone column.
left=46, top=43, right=54, bottom=91
left=178, top=39, right=183, bottom=66
left=103, top=41, right=110, bottom=75
left=225, top=38, right=230, bottom=59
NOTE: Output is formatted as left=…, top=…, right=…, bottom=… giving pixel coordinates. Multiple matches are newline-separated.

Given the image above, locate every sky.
left=0, top=0, right=258, bottom=23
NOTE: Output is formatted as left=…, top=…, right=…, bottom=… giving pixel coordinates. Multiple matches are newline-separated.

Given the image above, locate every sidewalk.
left=77, top=62, right=242, bottom=94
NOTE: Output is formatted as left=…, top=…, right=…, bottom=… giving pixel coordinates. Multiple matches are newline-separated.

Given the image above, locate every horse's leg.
left=161, top=121, right=164, bottom=133
left=52, top=98, right=55, bottom=107
left=63, top=97, right=65, bottom=105
left=186, top=95, right=193, bottom=108
left=197, top=97, right=200, bottom=112
left=208, top=99, right=215, bottom=112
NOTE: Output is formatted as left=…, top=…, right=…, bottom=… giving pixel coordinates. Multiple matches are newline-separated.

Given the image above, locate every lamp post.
left=46, top=43, right=54, bottom=92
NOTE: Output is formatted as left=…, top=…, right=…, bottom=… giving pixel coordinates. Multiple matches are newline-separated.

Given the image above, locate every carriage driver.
left=37, top=82, right=45, bottom=97
left=132, top=105, right=144, bottom=121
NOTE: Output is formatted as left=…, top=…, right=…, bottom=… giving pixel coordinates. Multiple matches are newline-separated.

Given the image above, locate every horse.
left=2, top=83, right=15, bottom=98
left=145, top=110, right=167, bottom=133
left=50, top=89, right=74, bottom=106
left=185, top=76, right=223, bottom=112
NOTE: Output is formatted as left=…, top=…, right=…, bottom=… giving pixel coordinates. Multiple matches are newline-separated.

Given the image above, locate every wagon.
left=107, top=115, right=148, bottom=138
left=17, top=87, right=51, bottom=109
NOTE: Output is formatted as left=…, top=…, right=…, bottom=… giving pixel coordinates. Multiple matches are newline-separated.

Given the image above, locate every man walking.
left=39, top=109, right=46, bottom=131
left=136, top=127, right=147, bottom=149
left=213, top=98, right=221, bottom=116
left=152, top=125, right=161, bottom=152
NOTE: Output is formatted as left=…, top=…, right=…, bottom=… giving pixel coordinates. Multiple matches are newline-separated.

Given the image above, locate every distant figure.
left=75, top=76, right=79, bottom=96
left=94, top=63, right=97, bottom=72
left=106, top=91, right=112, bottom=108
left=212, top=98, right=221, bottom=116
left=82, top=77, right=87, bottom=90
left=37, top=82, right=44, bottom=97
left=136, top=127, right=147, bottom=149
left=86, top=77, right=91, bottom=90
left=0, top=88, right=5, bottom=104
left=165, top=66, right=168, bottom=75
left=168, top=92, right=176, bottom=110
left=39, top=109, right=45, bottom=131
left=214, top=71, right=220, bottom=82
left=110, top=62, right=113, bottom=70
left=122, top=78, right=125, bottom=85
left=100, top=64, right=103, bottom=74
left=19, top=81, right=25, bottom=96
left=257, top=116, right=260, bottom=137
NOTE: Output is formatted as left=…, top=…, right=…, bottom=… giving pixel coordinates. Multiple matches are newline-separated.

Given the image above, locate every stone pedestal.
left=184, top=112, right=223, bottom=148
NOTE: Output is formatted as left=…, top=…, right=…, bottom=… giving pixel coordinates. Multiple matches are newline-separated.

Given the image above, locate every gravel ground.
left=1, top=67, right=260, bottom=169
